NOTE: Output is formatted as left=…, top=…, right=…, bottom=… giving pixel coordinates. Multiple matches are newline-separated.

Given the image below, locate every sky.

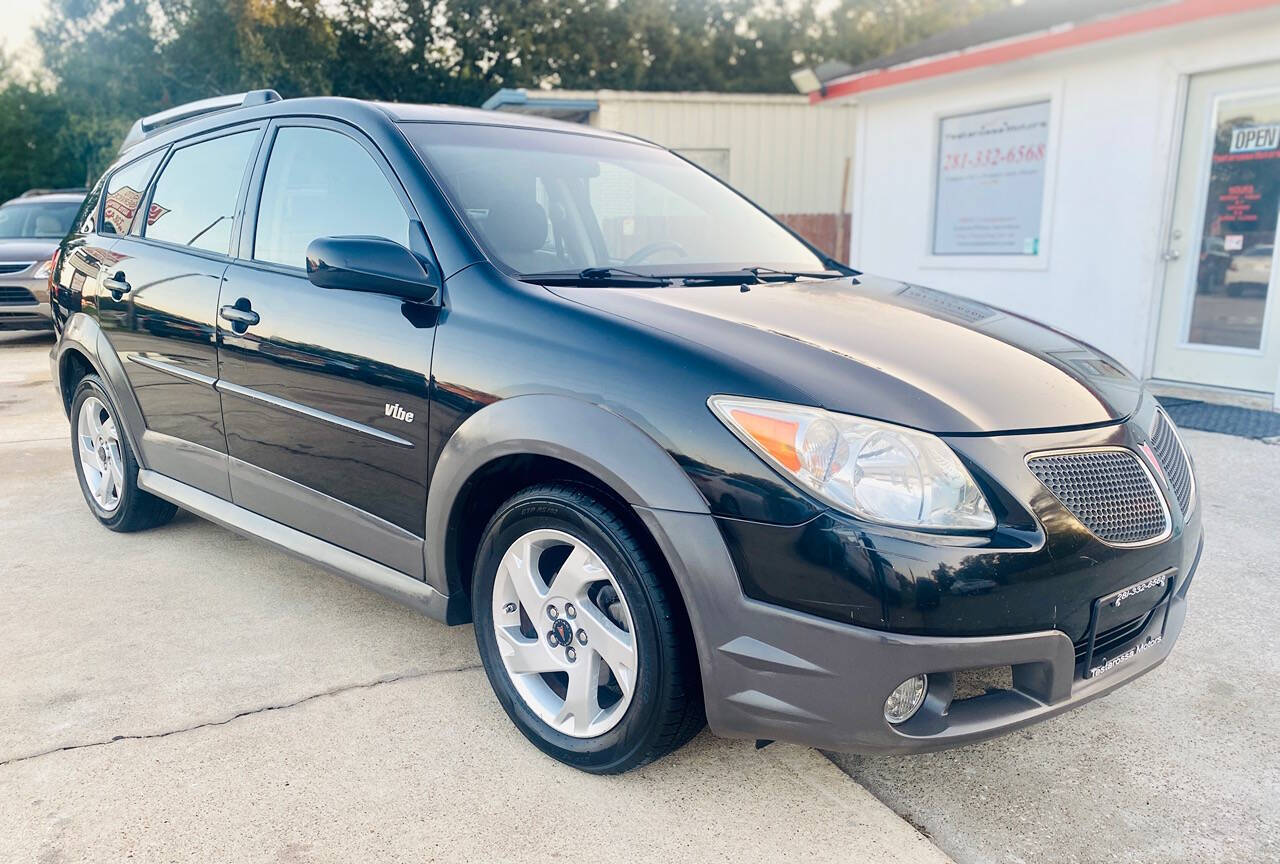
left=1, top=0, right=48, bottom=73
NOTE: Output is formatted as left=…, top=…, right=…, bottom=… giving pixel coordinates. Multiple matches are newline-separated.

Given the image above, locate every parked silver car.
left=1224, top=243, right=1275, bottom=297
left=0, top=189, right=86, bottom=331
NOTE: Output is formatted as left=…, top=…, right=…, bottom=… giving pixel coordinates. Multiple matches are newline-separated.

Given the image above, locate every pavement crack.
left=0, top=663, right=482, bottom=769
left=0, top=436, right=65, bottom=446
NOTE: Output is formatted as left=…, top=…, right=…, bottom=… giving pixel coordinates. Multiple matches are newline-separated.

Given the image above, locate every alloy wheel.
left=77, top=395, right=123, bottom=513
left=491, top=528, right=638, bottom=738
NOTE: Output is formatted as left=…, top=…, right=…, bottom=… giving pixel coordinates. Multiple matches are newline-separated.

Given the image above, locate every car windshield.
left=0, top=200, right=81, bottom=239
left=401, top=122, right=828, bottom=277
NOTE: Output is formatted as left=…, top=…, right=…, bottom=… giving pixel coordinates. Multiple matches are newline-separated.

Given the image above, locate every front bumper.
left=640, top=504, right=1199, bottom=754
left=0, top=276, right=52, bottom=330
left=639, top=393, right=1202, bottom=754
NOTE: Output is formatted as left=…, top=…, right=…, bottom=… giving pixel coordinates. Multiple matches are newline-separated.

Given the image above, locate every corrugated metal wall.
left=584, top=92, right=856, bottom=216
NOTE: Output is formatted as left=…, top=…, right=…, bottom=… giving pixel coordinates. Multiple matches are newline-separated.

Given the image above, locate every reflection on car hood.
left=551, top=274, right=1143, bottom=435
left=0, top=238, right=59, bottom=263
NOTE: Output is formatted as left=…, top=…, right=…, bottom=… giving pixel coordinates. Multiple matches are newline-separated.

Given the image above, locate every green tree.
left=11, top=0, right=1011, bottom=197
left=0, top=78, right=84, bottom=199
left=36, top=0, right=164, bottom=183
left=154, top=0, right=338, bottom=100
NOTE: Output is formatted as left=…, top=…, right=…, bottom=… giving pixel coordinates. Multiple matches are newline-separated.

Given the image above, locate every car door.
left=97, top=125, right=264, bottom=499
left=216, top=119, right=437, bottom=578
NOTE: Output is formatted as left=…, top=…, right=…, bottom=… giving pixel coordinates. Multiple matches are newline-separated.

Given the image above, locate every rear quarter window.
left=75, top=177, right=106, bottom=235
left=102, top=150, right=164, bottom=236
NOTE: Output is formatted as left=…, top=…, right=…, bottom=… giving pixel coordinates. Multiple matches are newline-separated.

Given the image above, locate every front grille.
left=0, top=286, right=37, bottom=305
left=1149, top=410, right=1194, bottom=516
left=0, top=262, right=32, bottom=275
left=1073, top=612, right=1152, bottom=664
left=1028, top=449, right=1169, bottom=545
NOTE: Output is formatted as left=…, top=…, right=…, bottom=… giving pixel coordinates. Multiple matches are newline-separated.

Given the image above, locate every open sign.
left=1230, top=124, right=1280, bottom=153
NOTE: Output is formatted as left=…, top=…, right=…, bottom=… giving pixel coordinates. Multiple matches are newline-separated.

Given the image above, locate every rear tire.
left=70, top=375, right=176, bottom=533
left=472, top=482, right=704, bottom=773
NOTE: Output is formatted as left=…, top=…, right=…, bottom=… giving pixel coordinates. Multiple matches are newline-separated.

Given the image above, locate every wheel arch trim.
left=52, top=312, right=149, bottom=471
left=424, top=394, right=710, bottom=603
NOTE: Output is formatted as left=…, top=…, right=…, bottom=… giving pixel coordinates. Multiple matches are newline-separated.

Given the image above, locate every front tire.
left=70, top=375, right=176, bottom=532
left=472, top=483, right=704, bottom=773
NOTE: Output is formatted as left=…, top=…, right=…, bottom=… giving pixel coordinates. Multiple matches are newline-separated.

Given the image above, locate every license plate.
left=1081, top=567, right=1176, bottom=679
left=1100, top=569, right=1173, bottom=612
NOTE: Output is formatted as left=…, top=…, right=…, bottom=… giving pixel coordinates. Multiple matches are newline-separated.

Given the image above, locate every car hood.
left=0, top=238, right=58, bottom=264
left=550, top=274, right=1143, bottom=435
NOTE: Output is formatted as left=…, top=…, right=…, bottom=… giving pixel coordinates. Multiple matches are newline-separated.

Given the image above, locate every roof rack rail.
left=119, top=89, right=281, bottom=154
left=18, top=187, right=89, bottom=198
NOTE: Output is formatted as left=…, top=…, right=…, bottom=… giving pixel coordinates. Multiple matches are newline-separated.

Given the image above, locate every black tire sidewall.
left=473, top=490, right=669, bottom=772
left=70, top=376, right=140, bottom=529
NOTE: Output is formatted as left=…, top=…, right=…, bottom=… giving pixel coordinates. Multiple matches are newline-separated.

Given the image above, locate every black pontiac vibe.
left=49, top=91, right=1202, bottom=773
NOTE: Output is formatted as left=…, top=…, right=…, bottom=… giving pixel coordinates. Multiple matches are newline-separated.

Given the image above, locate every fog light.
left=884, top=674, right=928, bottom=724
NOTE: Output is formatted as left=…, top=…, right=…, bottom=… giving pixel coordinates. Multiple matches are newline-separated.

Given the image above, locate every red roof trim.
left=812, top=0, right=1280, bottom=103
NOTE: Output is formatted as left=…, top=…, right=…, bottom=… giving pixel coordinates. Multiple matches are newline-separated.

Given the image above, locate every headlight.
left=709, top=396, right=996, bottom=531
left=33, top=260, right=52, bottom=279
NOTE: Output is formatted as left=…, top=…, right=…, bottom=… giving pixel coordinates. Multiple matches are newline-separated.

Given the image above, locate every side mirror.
left=305, top=235, right=441, bottom=303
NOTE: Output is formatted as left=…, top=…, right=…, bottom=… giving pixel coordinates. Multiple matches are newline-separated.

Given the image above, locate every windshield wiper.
left=676, top=267, right=847, bottom=286
left=519, top=267, right=672, bottom=287
left=748, top=265, right=847, bottom=280
left=519, top=265, right=847, bottom=288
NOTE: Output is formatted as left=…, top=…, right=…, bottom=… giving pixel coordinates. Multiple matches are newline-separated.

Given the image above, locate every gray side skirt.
left=138, top=469, right=451, bottom=622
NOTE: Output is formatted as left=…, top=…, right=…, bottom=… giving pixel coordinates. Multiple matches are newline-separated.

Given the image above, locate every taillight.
left=47, top=247, right=61, bottom=298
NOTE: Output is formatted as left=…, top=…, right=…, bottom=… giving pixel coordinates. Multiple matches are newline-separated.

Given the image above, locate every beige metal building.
left=482, top=88, right=857, bottom=261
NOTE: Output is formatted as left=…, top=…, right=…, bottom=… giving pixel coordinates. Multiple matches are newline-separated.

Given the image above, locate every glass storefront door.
left=1154, top=63, right=1280, bottom=401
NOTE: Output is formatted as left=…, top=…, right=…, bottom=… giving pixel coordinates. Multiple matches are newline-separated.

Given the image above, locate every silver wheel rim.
left=77, top=395, right=123, bottom=513
left=491, top=528, right=638, bottom=738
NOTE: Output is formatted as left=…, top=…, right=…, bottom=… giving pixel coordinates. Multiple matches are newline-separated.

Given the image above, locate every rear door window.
left=253, top=126, right=409, bottom=269
left=145, top=131, right=258, bottom=254
left=102, top=150, right=163, bottom=236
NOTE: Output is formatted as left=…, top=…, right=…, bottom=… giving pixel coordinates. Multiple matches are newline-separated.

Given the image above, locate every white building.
left=483, top=88, right=857, bottom=261
left=807, top=0, right=1280, bottom=407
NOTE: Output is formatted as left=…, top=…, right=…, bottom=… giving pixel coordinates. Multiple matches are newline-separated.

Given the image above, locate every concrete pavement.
left=0, top=331, right=949, bottom=862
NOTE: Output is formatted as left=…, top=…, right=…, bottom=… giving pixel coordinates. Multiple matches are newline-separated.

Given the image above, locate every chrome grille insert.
left=1149, top=409, right=1194, bottom=517
left=1027, top=448, right=1170, bottom=546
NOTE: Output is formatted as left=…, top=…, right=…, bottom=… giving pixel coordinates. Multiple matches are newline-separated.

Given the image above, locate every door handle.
left=102, top=272, right=131, bottom=297
left=219, top=300, right=260, bottom=331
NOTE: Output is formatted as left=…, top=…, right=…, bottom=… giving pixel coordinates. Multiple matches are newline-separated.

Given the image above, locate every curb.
left=764, top=744, right=955, bottom=863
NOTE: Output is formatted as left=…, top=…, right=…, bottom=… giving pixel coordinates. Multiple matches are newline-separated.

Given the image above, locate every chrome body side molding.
left=215, top=380, right=414, bottom=448
left=128, top=353, right=217, bottom=388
